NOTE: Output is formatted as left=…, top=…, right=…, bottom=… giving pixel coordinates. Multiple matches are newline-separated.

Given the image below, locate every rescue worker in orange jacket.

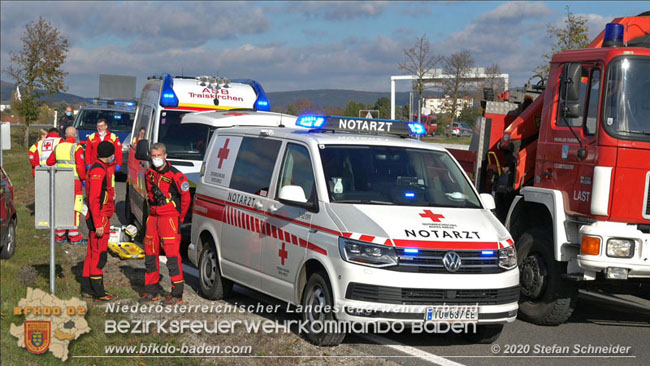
left=85, top=119, right=122, bottom=173
left=140, top=142, right=191, bottom=305
left=46, top=126, right=87, bottom=245
left=28, top=128, right=61, bottom=177
left=81, top=141, right=116, bottom=301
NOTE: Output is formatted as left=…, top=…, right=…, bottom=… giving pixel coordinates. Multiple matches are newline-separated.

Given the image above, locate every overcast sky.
left=1, top=1, right=648, bottom=97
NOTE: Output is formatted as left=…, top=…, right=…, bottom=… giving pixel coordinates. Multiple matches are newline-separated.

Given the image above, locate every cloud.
left=0, top=1, right=271, bottom=52
left=286, top=1, right=386, bottom=21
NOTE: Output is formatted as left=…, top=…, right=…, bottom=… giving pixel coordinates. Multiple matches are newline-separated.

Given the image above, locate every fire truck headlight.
left=606, top=238, right=635, bottom=258
left=498, top=246, right=517, bottom=270
left=339, top=237, right=397, bottom=268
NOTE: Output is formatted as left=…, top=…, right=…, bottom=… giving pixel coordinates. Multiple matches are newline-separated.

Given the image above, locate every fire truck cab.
left=450, top=16, right=650, bottom=325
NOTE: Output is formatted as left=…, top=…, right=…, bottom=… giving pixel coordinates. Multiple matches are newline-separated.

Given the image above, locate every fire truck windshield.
left=604, top=57, right=650, bottom=139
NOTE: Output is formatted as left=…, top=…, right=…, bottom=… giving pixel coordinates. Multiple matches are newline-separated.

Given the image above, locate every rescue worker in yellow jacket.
left=46, top=126, right=87, bottom=244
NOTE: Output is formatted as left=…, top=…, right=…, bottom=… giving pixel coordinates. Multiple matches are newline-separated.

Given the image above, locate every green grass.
left=422, top=136, right=472, bottom=145
left=1, top=132, right=201, bottom=365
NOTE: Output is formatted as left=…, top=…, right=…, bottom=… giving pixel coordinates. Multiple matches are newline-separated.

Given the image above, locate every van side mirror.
left=561, top=63, right=582, bottom=119
left=480, top=193, right=496, bottom=210
left=135, top=139, right=150, bottom=161
left=278, top=185, right=317, bottom=211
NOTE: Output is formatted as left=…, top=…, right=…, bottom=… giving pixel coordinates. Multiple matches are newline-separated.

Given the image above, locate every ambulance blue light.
left=296, top=115, right=326, bottom=128
left=603, top=23, right=624, bottom=47
left=114, top=114, right=122, bottom=120
left=404, top=248, right=419, bottom=254
left=125, top=101, right=136, bottom=107
left=404, top=192, right=415, bottom=198
left=255, top=98, right=270, bottom=111
left=407, top=122, right=426, bottom=135
left=159, top=74, right=179, bottom=108
left=481, top=250, right=495, bottom=256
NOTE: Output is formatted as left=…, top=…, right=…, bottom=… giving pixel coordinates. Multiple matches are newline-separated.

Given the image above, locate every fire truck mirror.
left=564, top=63, right=582, bottom=102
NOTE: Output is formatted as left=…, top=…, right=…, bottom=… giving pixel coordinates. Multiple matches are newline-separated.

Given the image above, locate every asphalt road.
left=105, top=180, right=650, bottom=366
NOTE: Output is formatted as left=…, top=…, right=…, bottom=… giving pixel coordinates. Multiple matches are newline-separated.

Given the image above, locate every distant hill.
left=267, top=89, right=443, bottom=110
left=0, top=80, right=87, bottom=104
left=2, top=79, right=441, bottom=110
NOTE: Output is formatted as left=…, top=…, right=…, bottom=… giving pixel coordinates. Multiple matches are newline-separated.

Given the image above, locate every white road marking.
left=360, top=333, right=465, bottom=366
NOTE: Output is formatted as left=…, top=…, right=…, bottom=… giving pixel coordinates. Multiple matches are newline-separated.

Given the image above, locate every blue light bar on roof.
left=296, top=115, right=326, bottom=128
left=231, top=79, right=271, bottom=111
left=603, top=23, right=624, bottom=47
left=407, top=122, right=426, bottom=135
left=296, top=115, right=426, bottom=137
left=160, top=73, right=179, bottom=108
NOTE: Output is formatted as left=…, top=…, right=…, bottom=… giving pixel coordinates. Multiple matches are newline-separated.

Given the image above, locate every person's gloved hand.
left=86, top=164, right=91, bottom=171
left=116, top=165, right=121, bottom=172
left=82, top=181, right=86, bottom=189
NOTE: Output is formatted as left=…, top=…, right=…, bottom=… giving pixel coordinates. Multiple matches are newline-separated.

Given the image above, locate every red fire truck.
left=449, top=14, right=650, bottom=325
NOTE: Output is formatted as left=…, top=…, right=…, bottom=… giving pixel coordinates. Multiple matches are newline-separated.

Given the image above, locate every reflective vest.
left=37, top=136, right=62, bottom=165
left=53, top=141, right=81, bottom=179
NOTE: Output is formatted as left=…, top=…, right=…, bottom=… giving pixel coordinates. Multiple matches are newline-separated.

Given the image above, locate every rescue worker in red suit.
left=140, top=142, right=190, bottom=305
left=28, top=127, right=61, bottom=177
left=46, top=126, right=87, bottom=245
left=85, top=118, right=122, bottom=173
left=81, top=141, right=116, bottom=301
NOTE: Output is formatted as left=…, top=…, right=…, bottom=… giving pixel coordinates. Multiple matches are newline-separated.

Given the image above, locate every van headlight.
left=339, top=237, right=397, bottom=268
left=606, top=238, right=635, bottom=258
left=498, top=246, right=517, bottom=270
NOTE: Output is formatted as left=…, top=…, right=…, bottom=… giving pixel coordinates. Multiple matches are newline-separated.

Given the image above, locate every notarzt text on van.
left=405, top=229, right=481, bottom=240
left=227, top=192, right=257, bottom=208
left=338, top=119, right=393, bottom=132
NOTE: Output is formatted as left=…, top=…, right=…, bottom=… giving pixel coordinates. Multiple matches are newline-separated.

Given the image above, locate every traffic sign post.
left=35, top=166, right=75, bottom=294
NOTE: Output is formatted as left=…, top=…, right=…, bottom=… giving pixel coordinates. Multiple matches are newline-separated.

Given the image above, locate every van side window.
left=230, top=137, right=281, bottom=196
left=133, top=105, right=152, bottom=145
left=585, top=69, right=601, bottom=135
left=277, top=144, right=316, bottom=202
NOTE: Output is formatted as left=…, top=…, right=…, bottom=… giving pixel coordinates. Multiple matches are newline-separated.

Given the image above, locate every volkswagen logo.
left=442, top=252, right=462, bottom=272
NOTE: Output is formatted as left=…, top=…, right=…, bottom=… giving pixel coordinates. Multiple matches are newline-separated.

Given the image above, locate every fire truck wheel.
left=199, top=239, right=233, bottom=300
left=0, top=218, right=17, bottom=259
left=462, top=323, right=504, bottom=344
left=517, top=230, right=577, bottom=325
left=301, top=271, right=345, bottom=346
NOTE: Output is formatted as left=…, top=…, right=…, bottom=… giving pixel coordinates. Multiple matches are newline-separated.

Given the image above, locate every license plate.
left=425, top=305, right=479, bottom=322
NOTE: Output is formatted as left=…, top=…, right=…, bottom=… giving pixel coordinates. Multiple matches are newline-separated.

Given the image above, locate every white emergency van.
left=189, top=116, right=519, bottom=345
left=126, top=74, right=273, bottom=227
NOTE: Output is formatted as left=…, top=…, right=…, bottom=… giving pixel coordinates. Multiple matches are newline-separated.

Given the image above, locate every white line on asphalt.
left=360, top=333, right=465, bottom=366
left=158, top=256, right=200, bottom=278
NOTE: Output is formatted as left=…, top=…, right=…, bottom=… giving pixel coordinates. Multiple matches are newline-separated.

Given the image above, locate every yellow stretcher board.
left=108, top=242, right=145, bottom=260
left=107, top=226, right=144, bottom=260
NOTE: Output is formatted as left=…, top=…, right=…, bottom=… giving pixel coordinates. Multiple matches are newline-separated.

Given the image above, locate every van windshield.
left=157, top=110, right=212, bottom=160
left=74, top=109, right=135, bottom=133
left=319, top=145, right=482, bottom=208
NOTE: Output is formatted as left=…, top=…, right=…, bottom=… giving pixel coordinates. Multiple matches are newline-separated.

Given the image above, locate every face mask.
left=99, top=131, right=106, bottom=137
left=107, top=156, right=115, bottom=164
left=152, top=158, right=164, bottom=168
left=66, top=112, right=72, bottom=117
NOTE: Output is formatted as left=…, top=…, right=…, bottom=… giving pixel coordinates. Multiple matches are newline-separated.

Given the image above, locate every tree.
left=285, top=104, right=298, bottom=115
left=483, top=63, right=506, bottom=96
left=343, top=100, right=366, bottom=117
left=458, top=106, right=482, bottom=128
left=534, top=6, right=590, bottom=80
left=373, top=97, right=390, bottom=119
left=3, top=17, right=69, bottom=146
left=295, top=98, right=315, bottom=115
left=441, top=51, right=475, bottom=127
left=399, top=35, right=442, bottom=122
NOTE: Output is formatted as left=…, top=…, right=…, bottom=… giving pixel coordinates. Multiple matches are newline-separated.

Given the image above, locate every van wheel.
left=198, top=239, right=232, bottom=300
left=301, top=272, right=345, bottom=346
left=1, top=218, right=17, bottom=259
left=462, top=324, right=504, bottom=344
left=517, top=230, right=577, bottom=325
